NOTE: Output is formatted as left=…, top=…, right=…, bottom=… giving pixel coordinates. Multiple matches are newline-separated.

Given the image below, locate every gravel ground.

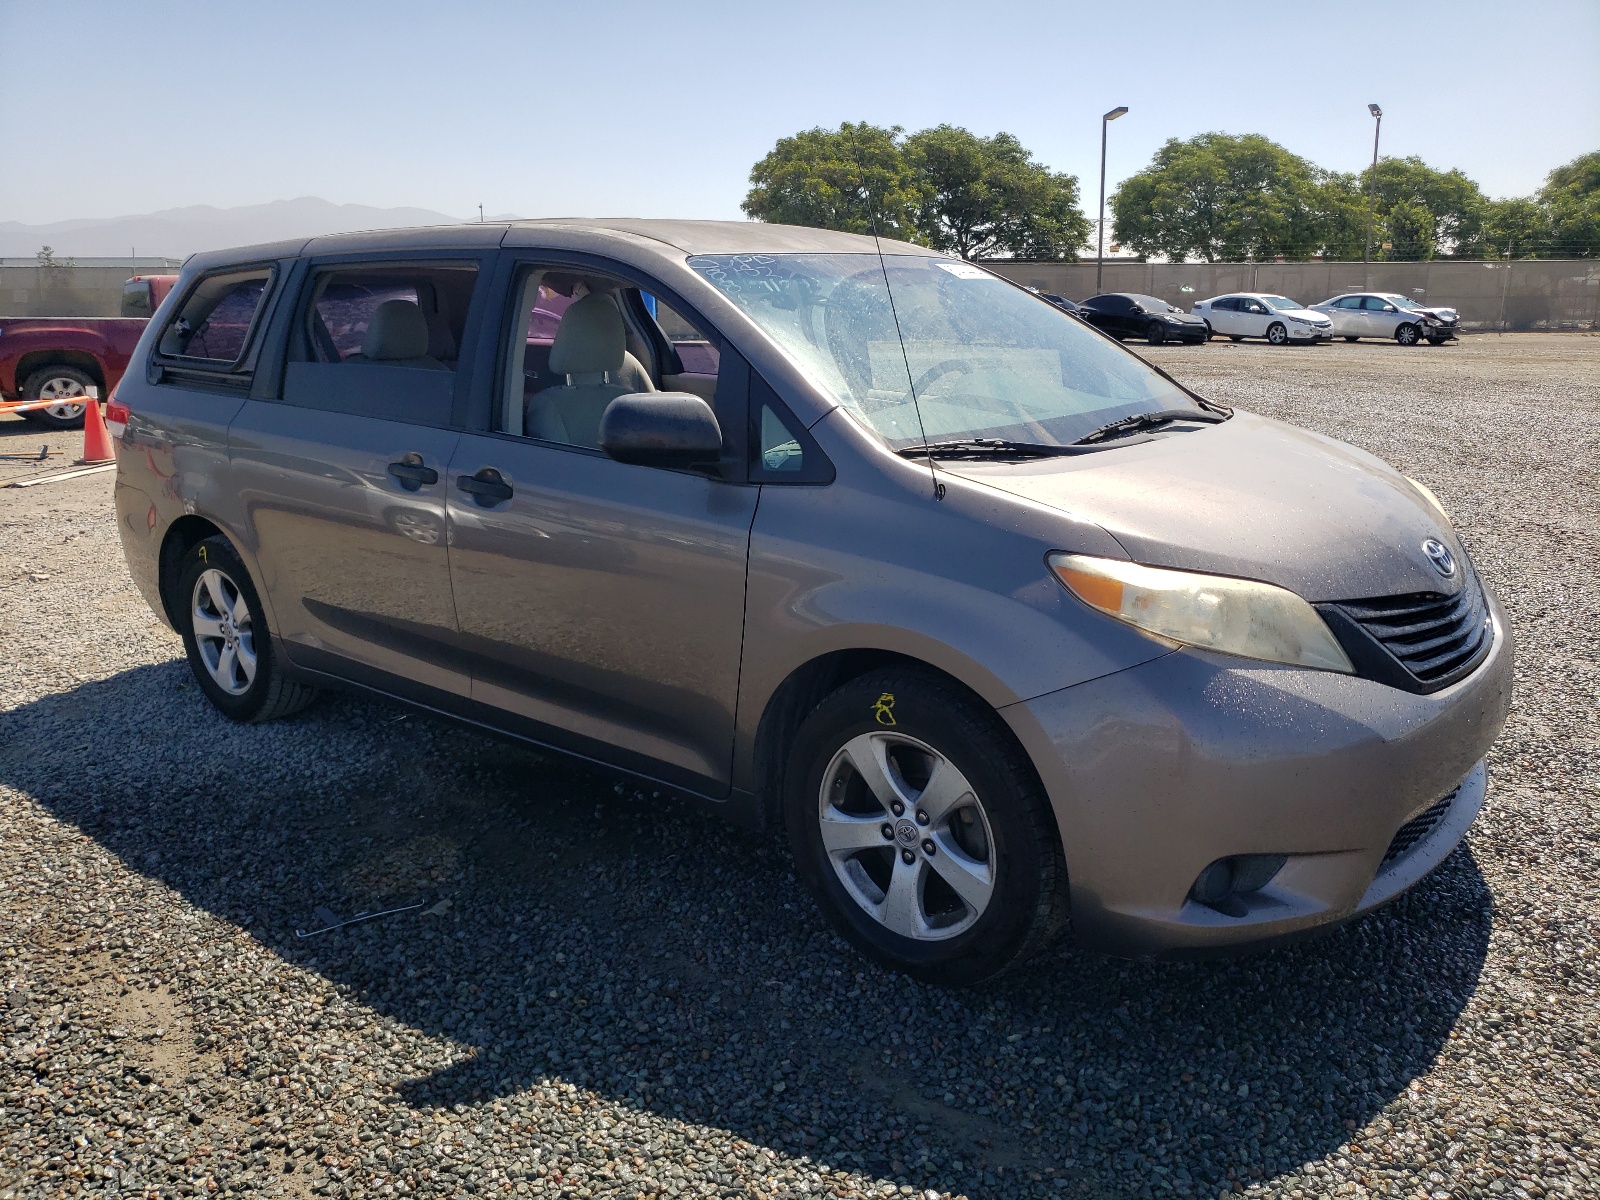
left=2, top=332, right=1597, bottom=1200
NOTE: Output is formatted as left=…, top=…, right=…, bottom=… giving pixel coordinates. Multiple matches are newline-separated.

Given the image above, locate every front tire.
left=1146, top=320, right=1165, bottom=346
left=1266, top=322, right=1288, bottom=346
left=175, top=536, right=316, bottom=723
left=1343, top=336, right=1359, bottom=342
left=1396, top=322, right=1420, bottom=346
left=1229, top=334, right=1244, bottom=342
left=784, top=668, right=1067, bottom=985
left=18, top=366, right=94, bottom=429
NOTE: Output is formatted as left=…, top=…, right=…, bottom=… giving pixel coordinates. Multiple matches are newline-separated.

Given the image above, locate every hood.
left=1416, top=306, right=1459, bottom=321
left=1160, top=310, right=1206, bottom=323
left=947, top=411, right=1465, bottom=602
left=1275, top=306, right=1331, bottom=322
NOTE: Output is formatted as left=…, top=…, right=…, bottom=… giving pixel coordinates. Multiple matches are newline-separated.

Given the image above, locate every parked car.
left=0, top=274, right=178, bottom=428
left=1190, top=293, right=1333, bottom=345
left=1038, top=291, right=1084, bottom=317
left=1078, top=293, right=1209, bottom=344
left=1310, top=293, right=1461, bottom=345
left=110, top=221, right=1510, bottom=984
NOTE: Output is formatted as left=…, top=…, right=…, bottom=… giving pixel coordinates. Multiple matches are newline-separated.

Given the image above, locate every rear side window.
left=1332, top=296, right=1362, bottom=310
left=121, top=280, right=153, bottom=318
left=158, top=268, right=272, bottom=365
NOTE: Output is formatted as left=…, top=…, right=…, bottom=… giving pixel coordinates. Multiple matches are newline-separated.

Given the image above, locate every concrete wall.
left=0, top=259, right=184, bottom=317
left=983, top=259, right=1600, bottom=331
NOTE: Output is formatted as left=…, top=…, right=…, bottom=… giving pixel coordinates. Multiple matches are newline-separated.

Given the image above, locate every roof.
left=506, top=218, right=932, bottom=256
left=180, top=219, right=934, bottom=273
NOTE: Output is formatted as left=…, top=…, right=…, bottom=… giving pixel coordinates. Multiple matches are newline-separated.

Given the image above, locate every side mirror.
left=600, top=392, right=723, bottom=469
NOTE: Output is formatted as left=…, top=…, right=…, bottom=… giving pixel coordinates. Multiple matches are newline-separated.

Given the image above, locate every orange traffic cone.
left=79, top=390, right=115, bottom=465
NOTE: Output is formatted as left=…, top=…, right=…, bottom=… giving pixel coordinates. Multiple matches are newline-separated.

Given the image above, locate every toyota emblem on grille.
left=1422, top=538, right=1457, bottom=578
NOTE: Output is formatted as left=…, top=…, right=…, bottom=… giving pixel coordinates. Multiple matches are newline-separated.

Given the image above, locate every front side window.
left=1362, top=296, right=1394, bottom=311
left=500, top=266, right=722, bottom=451
left=158, top=268, right=273, bottom=364
left=688, top=253, right=1194, bottom=449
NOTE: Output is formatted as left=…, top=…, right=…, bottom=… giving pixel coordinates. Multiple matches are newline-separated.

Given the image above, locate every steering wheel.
left=909, top=358, right=976, bottom=397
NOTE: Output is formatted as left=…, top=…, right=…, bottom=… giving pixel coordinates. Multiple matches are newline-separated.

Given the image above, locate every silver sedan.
left=1311, top=293, right=1461, bottom=345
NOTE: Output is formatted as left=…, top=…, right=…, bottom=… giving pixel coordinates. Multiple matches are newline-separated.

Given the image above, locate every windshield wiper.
left=897, top=438, right=1090, bottom=460
left=1071, top=407, right=1228, bottom=447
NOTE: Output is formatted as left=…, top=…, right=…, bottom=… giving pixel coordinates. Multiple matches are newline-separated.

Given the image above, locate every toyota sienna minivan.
left=109, top=220, right=1512, bottom=984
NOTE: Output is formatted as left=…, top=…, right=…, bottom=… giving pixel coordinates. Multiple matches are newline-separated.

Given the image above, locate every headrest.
left=362, top=299, right=431, bottom=361
left=549, top=293, right=625, bottom=375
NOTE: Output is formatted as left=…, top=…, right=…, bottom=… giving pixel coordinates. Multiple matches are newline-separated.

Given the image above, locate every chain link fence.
left=985, top=259, right=1600, bottom=331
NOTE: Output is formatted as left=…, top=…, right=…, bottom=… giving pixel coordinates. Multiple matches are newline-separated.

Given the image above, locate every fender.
left=0, top=319, right=145, bottom=396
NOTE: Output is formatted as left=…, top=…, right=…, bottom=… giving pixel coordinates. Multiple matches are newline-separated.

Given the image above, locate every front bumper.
left=1290, top=325, right=1333, bottom=340
left=1001, top=589, right=1513, bottom=957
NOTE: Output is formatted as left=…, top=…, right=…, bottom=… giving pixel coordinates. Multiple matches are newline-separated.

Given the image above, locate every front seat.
left=347, top=299, right=447, bottom=369
left=526, top=294, right=636, bottom=448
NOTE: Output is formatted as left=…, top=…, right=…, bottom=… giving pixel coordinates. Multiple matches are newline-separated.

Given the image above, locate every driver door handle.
left=456, top=467, right=513, bottom=504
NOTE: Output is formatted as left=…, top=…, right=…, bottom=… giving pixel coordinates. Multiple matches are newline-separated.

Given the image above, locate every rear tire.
left=18, top=366, right=94, bottom=430
left=783, top=668, right=1068, bottom=985
left=1396, top=322, right=1420, bottom=346
left=174, top=536, right=316, bottom=723
left=1266, top=322, right=1288, bottom=346
left=1202, top=321, right=1213, bottom=341
left=1343, top=336, right=1359, bottom=342
left=1229, top=335, right=1244, bottom=342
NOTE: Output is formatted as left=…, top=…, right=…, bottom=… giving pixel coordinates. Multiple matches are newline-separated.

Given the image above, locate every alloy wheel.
left=817, top=731, right=996, bottom=940
left=191, top=568, right=257, bottom=696
left=36, top=376, right=88, bottom=421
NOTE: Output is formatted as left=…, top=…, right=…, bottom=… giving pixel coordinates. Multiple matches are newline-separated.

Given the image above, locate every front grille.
left=1331, top=578, right=1492, bottom=692
left=1381, top=787, right=1460, bottom=866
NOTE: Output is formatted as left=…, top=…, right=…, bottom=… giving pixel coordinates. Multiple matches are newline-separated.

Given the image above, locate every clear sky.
left=2, top=0, right=1596, bottom=226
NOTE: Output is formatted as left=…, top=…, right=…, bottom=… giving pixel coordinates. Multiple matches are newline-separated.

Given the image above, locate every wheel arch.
left=17, top=352, right=107, bottom=394
left=749, top=648, right=1042, bottom=831
left=157, top=515, right=231, bottom=628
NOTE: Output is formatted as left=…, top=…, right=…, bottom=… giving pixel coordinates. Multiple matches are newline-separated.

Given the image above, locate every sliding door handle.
left=456, top=467, right=513, bottom=504
left=387, top=454, right=439, bottom=490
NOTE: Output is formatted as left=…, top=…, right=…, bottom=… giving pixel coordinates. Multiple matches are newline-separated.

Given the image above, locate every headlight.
left=1048, top=553, right=1354, bottom=673
left=1405, top=476, right=1452, bottom=528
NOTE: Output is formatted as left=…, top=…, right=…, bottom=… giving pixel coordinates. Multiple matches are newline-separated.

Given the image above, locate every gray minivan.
left=109, top=220, right=1512, bottom=984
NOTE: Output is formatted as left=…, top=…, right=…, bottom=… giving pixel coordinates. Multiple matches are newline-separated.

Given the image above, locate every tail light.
left=105, top=391, right=129, bottom=439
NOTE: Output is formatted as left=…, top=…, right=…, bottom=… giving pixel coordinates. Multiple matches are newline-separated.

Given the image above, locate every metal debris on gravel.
left=1, top=334, right=1596, bottom=1200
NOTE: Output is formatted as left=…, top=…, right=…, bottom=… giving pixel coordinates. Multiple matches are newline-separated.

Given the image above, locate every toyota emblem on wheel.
left=1422, top=538, right=1457, bottom=578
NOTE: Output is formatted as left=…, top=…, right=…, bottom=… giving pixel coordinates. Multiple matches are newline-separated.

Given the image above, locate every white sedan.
left=1191, top=293, right=1334, bottom=345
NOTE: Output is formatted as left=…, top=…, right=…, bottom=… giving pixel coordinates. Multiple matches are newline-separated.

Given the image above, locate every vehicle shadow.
left=3, top=663, right=1492, bottom=1197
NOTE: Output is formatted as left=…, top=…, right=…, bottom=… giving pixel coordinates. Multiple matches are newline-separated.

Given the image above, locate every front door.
left=446, top=260, right=757, bottom=790
left=1238, top=298, right=1271, bottom=338
left=229, top=257, right=487, bottom=695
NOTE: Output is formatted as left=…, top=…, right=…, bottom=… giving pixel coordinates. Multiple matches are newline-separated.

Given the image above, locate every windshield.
left=1259, top=295, right=1303, bottom=311
left=1385, top=294, right=1428, bottom=312
left=687, top=253, right=1194, bottom=449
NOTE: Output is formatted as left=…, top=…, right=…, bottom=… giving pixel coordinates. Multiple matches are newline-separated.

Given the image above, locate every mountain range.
left=0, top=197, right=515, bottom=259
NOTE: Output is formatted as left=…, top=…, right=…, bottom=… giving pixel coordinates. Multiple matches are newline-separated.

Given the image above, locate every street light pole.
left=1362, top=103, right=1382, bottom=281
left=1097, top=106, right=1129, bottom=294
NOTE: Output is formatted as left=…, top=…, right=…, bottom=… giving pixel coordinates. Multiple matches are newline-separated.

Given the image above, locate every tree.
left=1110, top=134, right=1338, bottom=262
left=1479, top=197, right=1550, bottom=259
left=1362, top=157, right=1487, bottom=259
left=1538, top=151, right=1600, bottom=258
left=742, top=123, right=923, bottom=242
left=902, top=126, right=1089, bottom=260
left=744, top=123, right=1088, bottom=260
